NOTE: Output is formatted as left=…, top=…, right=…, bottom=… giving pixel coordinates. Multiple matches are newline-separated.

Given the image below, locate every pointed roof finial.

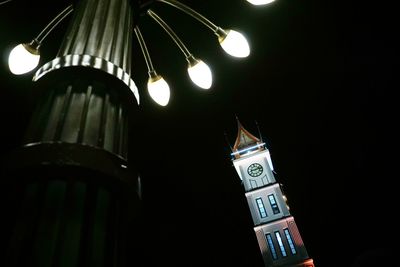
left=233, top=117, right=261, bottom=152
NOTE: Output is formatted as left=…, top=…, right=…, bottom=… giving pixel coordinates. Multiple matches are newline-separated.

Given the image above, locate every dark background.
left=0, top=0, right=398, bottom=267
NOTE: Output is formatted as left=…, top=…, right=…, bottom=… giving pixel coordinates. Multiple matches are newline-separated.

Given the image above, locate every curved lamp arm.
left=147, top=9, right=212, bottom=89
left=35, top=4, right=74, bottom=45
left=134, top=26, right=156, bottom=74
left=157, top=0, right=250, bottom=58
left=157, top=0, right=219, bottom=32
left=0, top=0, right=12, bottom=6
left=147, top=9, right=192, bottom=58
left=134, top=26, right=171, bottom=106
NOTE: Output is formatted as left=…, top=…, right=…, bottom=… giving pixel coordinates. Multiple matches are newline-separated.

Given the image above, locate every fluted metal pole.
left=2, top=0, right=143, bottom=266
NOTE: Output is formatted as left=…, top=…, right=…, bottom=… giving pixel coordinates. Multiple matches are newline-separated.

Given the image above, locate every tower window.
left=255, top=197, right=268, bottom=218
left=284, top=228, right=297, bottom=255
left=275, top=231, right=287, bottom=257
left=268, top=194, right=280, bottom=214
left=265, top=233, right=278, bottom=260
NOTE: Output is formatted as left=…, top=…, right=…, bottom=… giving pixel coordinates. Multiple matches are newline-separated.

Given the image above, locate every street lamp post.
left=3, top=0, right=142, bottom=265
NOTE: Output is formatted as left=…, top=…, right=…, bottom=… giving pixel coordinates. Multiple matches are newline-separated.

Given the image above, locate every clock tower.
left=230, top=119, right=314, bottom=267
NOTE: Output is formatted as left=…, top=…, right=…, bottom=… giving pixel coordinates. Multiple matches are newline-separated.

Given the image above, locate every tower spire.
left=255, top=120, right=264, bottom=143
left=224, top=131, right=234, bottom=153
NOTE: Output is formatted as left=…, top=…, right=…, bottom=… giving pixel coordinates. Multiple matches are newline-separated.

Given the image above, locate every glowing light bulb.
left=187, top=59, right=212, bottom=89
left=246, top=0, right=275, bottom=5
left=219, top=29, right=250, bottom=58
left=147, top=75, right=170, bottom=106
left=8, top=43, right=40, bottom=75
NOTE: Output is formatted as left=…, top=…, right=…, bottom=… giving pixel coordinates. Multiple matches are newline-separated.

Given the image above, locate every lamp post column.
left=2, top=0, right=143, bottom=266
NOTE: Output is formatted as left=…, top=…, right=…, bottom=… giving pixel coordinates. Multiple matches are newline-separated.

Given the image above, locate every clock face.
left=247, top=163, right=263, bottom=177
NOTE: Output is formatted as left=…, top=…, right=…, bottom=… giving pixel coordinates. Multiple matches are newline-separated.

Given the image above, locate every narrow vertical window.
left=284, top=228, right=297, bottom=255
left=265, top=233, right=278, bottom=260
left=275, top=231, right=287, bottom=257
left=250, top=179, right=258, bottom=189
left=268, top=194, right=280, bottom=214
left=256, top=197, right=268, bottom=218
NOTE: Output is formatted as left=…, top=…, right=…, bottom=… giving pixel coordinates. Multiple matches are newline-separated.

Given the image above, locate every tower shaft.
left=230, top=120, right=314, bottom=267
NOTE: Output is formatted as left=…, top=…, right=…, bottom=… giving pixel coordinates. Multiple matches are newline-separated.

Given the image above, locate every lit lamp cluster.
left=6, top=0, right=275, bottom=106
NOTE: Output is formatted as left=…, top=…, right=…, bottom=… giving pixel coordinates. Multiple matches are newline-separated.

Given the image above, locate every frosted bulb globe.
left=187, top=60, right=212, bottom=89
left=219, top=30, right=250, bottom=58
left=8, top=44, right=40, bottom=75
left=147, top=76, right=170, bottom=106
left=246, top=0, right=275, bottom=5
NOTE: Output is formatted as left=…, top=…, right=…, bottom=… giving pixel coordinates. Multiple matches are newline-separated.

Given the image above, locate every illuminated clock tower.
left=230, top=119, right=314, bottom=267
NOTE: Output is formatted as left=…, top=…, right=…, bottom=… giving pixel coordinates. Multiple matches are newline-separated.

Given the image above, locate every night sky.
left=0, top=0, right=398, bottom=267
